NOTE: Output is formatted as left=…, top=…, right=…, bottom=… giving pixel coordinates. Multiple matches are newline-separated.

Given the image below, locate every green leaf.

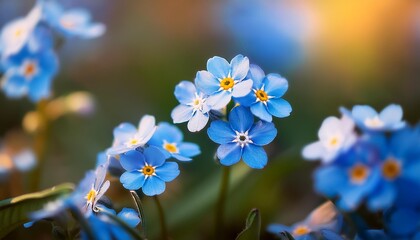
left=235, top=208, right=261, bottom=240
left=0, top=183, right=74, bottom=238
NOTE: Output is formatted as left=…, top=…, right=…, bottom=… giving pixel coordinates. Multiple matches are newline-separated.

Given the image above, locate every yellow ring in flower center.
left=142, top=166, right=155, bottom=176
left=349, top=163, right=370, bottom=184
left=382, top=158, right=401, bottom=180
left=24, top=62, right=37, bottom=78
left=220, top=77, right=235, bottom=90
left=85, top=189, right=97, bottom=203
left=255, top=90, right=268, bottom=101
left=164, top=143, right=178, bottom=153
left=293, top=225, right=310, bottom=236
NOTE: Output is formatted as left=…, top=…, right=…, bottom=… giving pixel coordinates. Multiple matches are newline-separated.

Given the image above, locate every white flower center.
left=323, top=134, right=342, bottom=150
left=233, top=131, right=253, bottom=147
left=190, top=93, right=206, bottom=112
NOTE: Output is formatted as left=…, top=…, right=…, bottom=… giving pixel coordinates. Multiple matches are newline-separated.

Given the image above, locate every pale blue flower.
left=195, top=55, right=252, bottom=110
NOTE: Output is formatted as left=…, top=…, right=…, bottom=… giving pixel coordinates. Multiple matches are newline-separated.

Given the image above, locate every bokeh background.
left=1, top=0, right=420, bottom=239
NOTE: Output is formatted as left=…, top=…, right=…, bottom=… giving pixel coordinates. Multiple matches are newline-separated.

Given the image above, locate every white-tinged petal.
left=187, top=111, right=209, bottom=132
left=137, top=115, right=156, bottom=143
left=302, top=141, right=326, bottom=160
left=232, top=79, right=253, bottom=98
left=171, top=104, right=194, bottom=123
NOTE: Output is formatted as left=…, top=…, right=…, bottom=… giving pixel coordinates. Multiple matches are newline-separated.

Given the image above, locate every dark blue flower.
left=207, top=106, right=277, bottom=169
left=148, top=122, right=200, bottom=161
left=235, top=64, right=291, bottom=122
left=119, top=147, right=180, bottom=196
left=195, top=55, right=252, bottom=110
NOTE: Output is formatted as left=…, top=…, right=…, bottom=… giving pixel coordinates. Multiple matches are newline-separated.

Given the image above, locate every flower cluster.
left=172, top=55, right=291, bottom=169
left=0, top=1, right=104, bottom=102
left=303, top=104, right=420, bottom=239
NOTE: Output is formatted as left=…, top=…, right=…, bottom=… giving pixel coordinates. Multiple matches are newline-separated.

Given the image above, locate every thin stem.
left=68, top=206, right=96, bottom=240
left=30, top=100, right=49, bottom=191
left=154, top=196, right=169, bottom=240
left=99, top=209, right=145, bottom=240
left=215, top=166, right=231, bottom=238
left=130, top=190, right=147, bottom=238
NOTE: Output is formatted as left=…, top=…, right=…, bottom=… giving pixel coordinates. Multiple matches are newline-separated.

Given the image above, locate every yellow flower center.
left=23, top=61, right=37, bottom=78
left=85, top=189, right=97, bottom=203
left=220, top=77, right=235, bottom=90
left=15, top=28, right=23, bottom=37
left=382, top=158, right=401, bottom=180
left=255, top=89, right=268, bottom=102
left=364, top=116, right=384, bottom=129
left=142, top=166, right=155, bottom=176
left=164, top=143, right=178, bottom=153
left=129, top=139, right=139, bottom=146
left=293, top=225, right=310, bottom=236
left=349, top=164, right=370, bottom=184
left=60, top=19, right=76, bottom=29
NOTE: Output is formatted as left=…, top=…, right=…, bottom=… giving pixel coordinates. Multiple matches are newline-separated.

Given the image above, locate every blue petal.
left=242, top=144, right=267, bottom=169
left=120, top=171, right=145, bottom=190
left=314, top=166, right=346, bottom=197
left=120, top=150, right=146, bottom=171
left=266, top=224, right=292, bottom=235
left=267, top=98, right=292, bottom=118
left=142, top=176, right=165, bottom=196
left=230, top=54, right=249, bottom=80
left=187, top=110, right=209, bottom=132
left=217, top=143, right=242, bottom=166
left=2, top=73, right=28, bottom=98
left=144, top=146, right=166, bottom=167
left=234, top=91, right=256, bottom=107
left=386, top=208, right=420, bottom=237
left=352, top=105, right=377, bottom=122
left=367, top=182, right=396, bottom=211
left=149, top=122, right=183, bottom=146
left=247, top=64, right=265, bottom=88
left=264, top=73, right=288, bottom=97
left=232, top=79, right=252, bottom=98
left=117, top=208, right=141, bottom=227
left=207, top=120, right=235, bottom=144
left=250, top=102, right=272, bottom=122
left=174, top=80, right=196, bottom=105
left=229, top=106, right=254, bottom=132
left=178, top=142, right=201, bottom=157
left=207, top=56, right=230, bottom=79
left=195, top=70, right=220, bottom=94
left=28, top=75, right=53, bottom=102
left=113, top=123, right=137, bottom=143
left=171, top=104, right=194, bottom=124
left=206, top=90, right=231, bottom=110
left=379, top=104, right=404, bottom=127
left=248, top=121, right=277, bottom=145
left=156, top=162, right=180, bottom=182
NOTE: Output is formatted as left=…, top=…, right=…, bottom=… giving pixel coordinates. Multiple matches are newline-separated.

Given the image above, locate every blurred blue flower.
left=341, top=104, right=405, bottom=132
left=83, top=207, right=140, bottom=240
left=0, top=4, right=41, bottom=58
left=171, top=80, right=211, bottom=132
left=267, top=202, right=343, bottom=240
left=384, top=207, right=420, bottom=239
left=148, top=122, right=200, bottom=161
left=107, top=115, right=156, bottom=155
left=207, top=106, right=277, bottom=169
left=235, top=64, right=291, bottom=122
left=1, top=37, right=58, bottom=102
left=43, top=1, right=105, bottom=39
left=302, top=115, right=357, bottom=164
left=195, top=55, right=252, bottom=110
left=0, top=147, right=36, bottom=179
left=119, top=147, right=180, bottom=196
left=314, top=139, right=382, bottom=211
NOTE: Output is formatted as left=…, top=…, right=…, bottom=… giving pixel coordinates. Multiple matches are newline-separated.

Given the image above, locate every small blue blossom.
left=83, top=207, right=141, bottom=240
left=235, top=64, right=291, bottom=122
left=384, top=207, right=420, bottom=239
left=207, top=106, right=277, bottom=169
left=1, top=39, right=58, bottom=102
left=0, top=4, right=41, bottom=58
left=43, top=1, right=105, bottom=39
left=148, top=122, right=201, bottom=161
left=119, top=147, right=180, bottom=196
left=267, top=202, right=343, bottom=240
left=107, top=115, right=157, bottom=155
left=195, top=55, right=252, bottom=110
left=302, top=115, right=357, bottom=164
left=341, top=104, right=405, bottom=132
left=171, top=80, right=211, bottom=132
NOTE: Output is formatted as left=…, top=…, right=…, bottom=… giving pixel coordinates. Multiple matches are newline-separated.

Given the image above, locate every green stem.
left=68, top=206, right=96, bottom=240
left=215, top=166, right=231, bottom=238
left=154, top=196, right=169, bottom=240
left=130, top=190, right=147, bottom=238
left=99, top=209, right=145, bottom=240
left=30, top=100, right=50, bottom=191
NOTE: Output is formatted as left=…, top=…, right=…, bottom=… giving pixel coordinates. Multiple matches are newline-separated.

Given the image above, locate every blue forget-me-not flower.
left=148, top=122, right=201, bottom=161
left=119, top=147, right=180, bottom=196
left=235, top=64, right=292, bottom=122
left=207, top=106, right=277, bottom=169
left=195, top=55, right=253, bottom=110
